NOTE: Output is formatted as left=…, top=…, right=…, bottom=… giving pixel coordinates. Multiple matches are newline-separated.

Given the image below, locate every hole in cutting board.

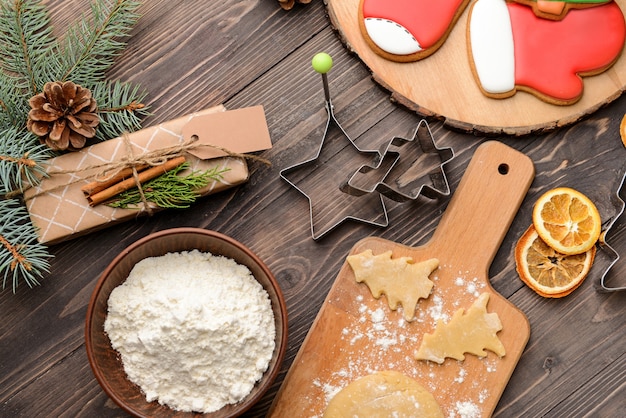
left=498, top=163, right=510, bottom=175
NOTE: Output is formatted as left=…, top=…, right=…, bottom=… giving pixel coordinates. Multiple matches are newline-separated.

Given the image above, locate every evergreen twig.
left=0, top=0, right=147, bottom=291
left=0, top=127, right=52, bottom=194
left=0, top=198, right=53, bottom=293
left=52, top=0, right=142, bottom=85
left=0, top=71, right=30, bottom=129
left=0, top=0, right=149, bottom=137
left=107, top=163, right=229, bottom=209
left=0, top=0, right=55, bottom=96
left=91, top=80, right=150, bottom=141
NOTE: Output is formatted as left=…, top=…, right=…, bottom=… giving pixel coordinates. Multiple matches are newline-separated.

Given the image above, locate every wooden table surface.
left=1, top=1, right=625, bottom=417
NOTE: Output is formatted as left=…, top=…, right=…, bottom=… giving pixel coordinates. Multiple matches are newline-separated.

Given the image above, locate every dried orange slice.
left=532, top=187, right=601, bottom=255
left=515, top=225, right=595, bottom=298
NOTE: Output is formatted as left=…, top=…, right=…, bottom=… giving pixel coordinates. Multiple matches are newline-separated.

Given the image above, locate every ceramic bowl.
left=85, top=227, right=288, bottom=417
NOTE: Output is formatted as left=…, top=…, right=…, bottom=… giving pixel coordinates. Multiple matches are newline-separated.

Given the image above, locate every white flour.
left=104, top=250, right=276, bottom=413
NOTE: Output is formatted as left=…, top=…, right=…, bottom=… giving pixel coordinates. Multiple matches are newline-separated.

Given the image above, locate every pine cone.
left=27, top=81, right=100, bottom=151
left=278, top=0, right=312, bottom=11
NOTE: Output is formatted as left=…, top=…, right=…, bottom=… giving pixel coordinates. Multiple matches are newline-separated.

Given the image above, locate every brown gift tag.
left=24, top=105, right=272, bottom=244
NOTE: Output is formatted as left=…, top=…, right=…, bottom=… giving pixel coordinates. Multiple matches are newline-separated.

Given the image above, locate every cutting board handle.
left=429, top=141, right=535, bottom=272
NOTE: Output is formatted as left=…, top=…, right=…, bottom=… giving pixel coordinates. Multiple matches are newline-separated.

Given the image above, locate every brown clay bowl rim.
left=85, top=227, right=288, bottom=417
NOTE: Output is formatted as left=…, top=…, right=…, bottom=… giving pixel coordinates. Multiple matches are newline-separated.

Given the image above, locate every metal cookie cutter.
left=280, top=53, right=389, bottom=240
left=343, top=119, right=454, bottom=202
left=596, top=171, right=626, bottom=292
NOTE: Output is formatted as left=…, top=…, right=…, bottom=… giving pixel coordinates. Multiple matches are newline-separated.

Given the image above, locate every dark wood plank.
left=1, top=1, right=625, bottom=417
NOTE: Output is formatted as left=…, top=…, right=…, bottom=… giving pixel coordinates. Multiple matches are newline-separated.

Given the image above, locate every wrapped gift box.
left=24, top=105, right=272, bottom=244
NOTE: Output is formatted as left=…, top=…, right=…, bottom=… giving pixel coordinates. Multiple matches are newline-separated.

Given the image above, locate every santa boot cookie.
left=359, top=0, right=470, bottom=62
left=467, top=0, right=625, bottom=105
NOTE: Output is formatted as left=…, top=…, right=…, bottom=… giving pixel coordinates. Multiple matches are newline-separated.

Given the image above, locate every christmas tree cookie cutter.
left=596, top=171, right=626, bottom=292
left=342, top=119, right=454, bottom=202
left=279, top=53, right=389, bottom=240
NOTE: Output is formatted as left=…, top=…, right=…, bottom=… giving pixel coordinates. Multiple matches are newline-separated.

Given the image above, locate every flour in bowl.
left=104, top=250, right=276, bottom=413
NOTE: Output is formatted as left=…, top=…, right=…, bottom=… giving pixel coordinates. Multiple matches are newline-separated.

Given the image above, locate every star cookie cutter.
left=343, top=119, right=454, bottom=202
left=279, top=53, right=389, bottom=240
left=596, top=171, right=626, bottom=292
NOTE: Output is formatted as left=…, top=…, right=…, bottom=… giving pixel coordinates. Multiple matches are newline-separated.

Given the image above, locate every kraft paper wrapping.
left=24, top=105, right=272, bottom=244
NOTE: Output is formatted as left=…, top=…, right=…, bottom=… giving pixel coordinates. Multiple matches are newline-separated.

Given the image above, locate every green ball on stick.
left=312, top=53, right=333, bottom=74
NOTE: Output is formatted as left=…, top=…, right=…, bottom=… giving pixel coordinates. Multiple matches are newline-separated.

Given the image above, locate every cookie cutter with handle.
left=279, top=53, right=389, bottom=240
left=342, top=119, right=454, bottom=202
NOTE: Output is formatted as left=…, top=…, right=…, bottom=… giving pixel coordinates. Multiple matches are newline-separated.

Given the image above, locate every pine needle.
left=107, top=163, right=230, bottom=209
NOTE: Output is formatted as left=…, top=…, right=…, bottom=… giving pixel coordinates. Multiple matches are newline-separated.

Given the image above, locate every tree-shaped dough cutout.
left=415, top=292, right=505, bottom=364
left=347, top=249, right=439, bottom=321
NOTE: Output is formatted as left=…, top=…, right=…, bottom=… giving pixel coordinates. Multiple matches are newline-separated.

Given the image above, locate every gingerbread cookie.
left=512, top=0, right=612, bottom=21
left=467, top=0, right=626, bottom=105
left=359, top=0, right=470, bottom=62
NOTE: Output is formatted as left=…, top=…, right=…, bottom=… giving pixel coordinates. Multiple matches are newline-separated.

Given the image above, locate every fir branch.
left=0, top=0, right=56, bottom=96
left=53, top=0, right=142, bottom=86
left=0, top=1, right=147, bottom=294
left=0, top=127, right=52, bottom=194
left=0, top=71, right=30, bottom=129
left=91, top=80, right=150, bottom=140
left=0, top=198, right=52, bottom=293
left=107, top=163, right=229, bottom=209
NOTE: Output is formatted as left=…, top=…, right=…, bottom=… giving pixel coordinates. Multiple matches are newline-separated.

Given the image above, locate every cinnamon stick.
left=81, top=164, right=149, bottom=196
left=86, top=156, right=187, bottom=207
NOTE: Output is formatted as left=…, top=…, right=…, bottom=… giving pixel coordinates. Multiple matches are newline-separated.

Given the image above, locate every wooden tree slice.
left=326, top=0, right=626, bottom=135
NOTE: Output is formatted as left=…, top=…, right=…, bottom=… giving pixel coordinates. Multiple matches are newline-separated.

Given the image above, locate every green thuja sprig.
left=107, top=163, right=230, bottom=209
left=0, top=198, right=53, bottom=293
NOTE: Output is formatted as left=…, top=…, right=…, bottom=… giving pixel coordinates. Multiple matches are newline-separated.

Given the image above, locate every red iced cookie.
left=359, top=0, right=470, bottom=62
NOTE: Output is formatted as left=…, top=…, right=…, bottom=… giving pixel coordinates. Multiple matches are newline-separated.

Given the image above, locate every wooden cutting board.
left=326, top=0, right=626, bottom=135
left=269, top=141, right=535, bottom=417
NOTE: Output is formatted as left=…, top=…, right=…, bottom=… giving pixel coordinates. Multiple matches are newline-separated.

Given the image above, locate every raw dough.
left=347, top=249, right=439, bottom=321
left=415, top=292, right=505, bottom=363
left=323, top=370, right=444, bottom=418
